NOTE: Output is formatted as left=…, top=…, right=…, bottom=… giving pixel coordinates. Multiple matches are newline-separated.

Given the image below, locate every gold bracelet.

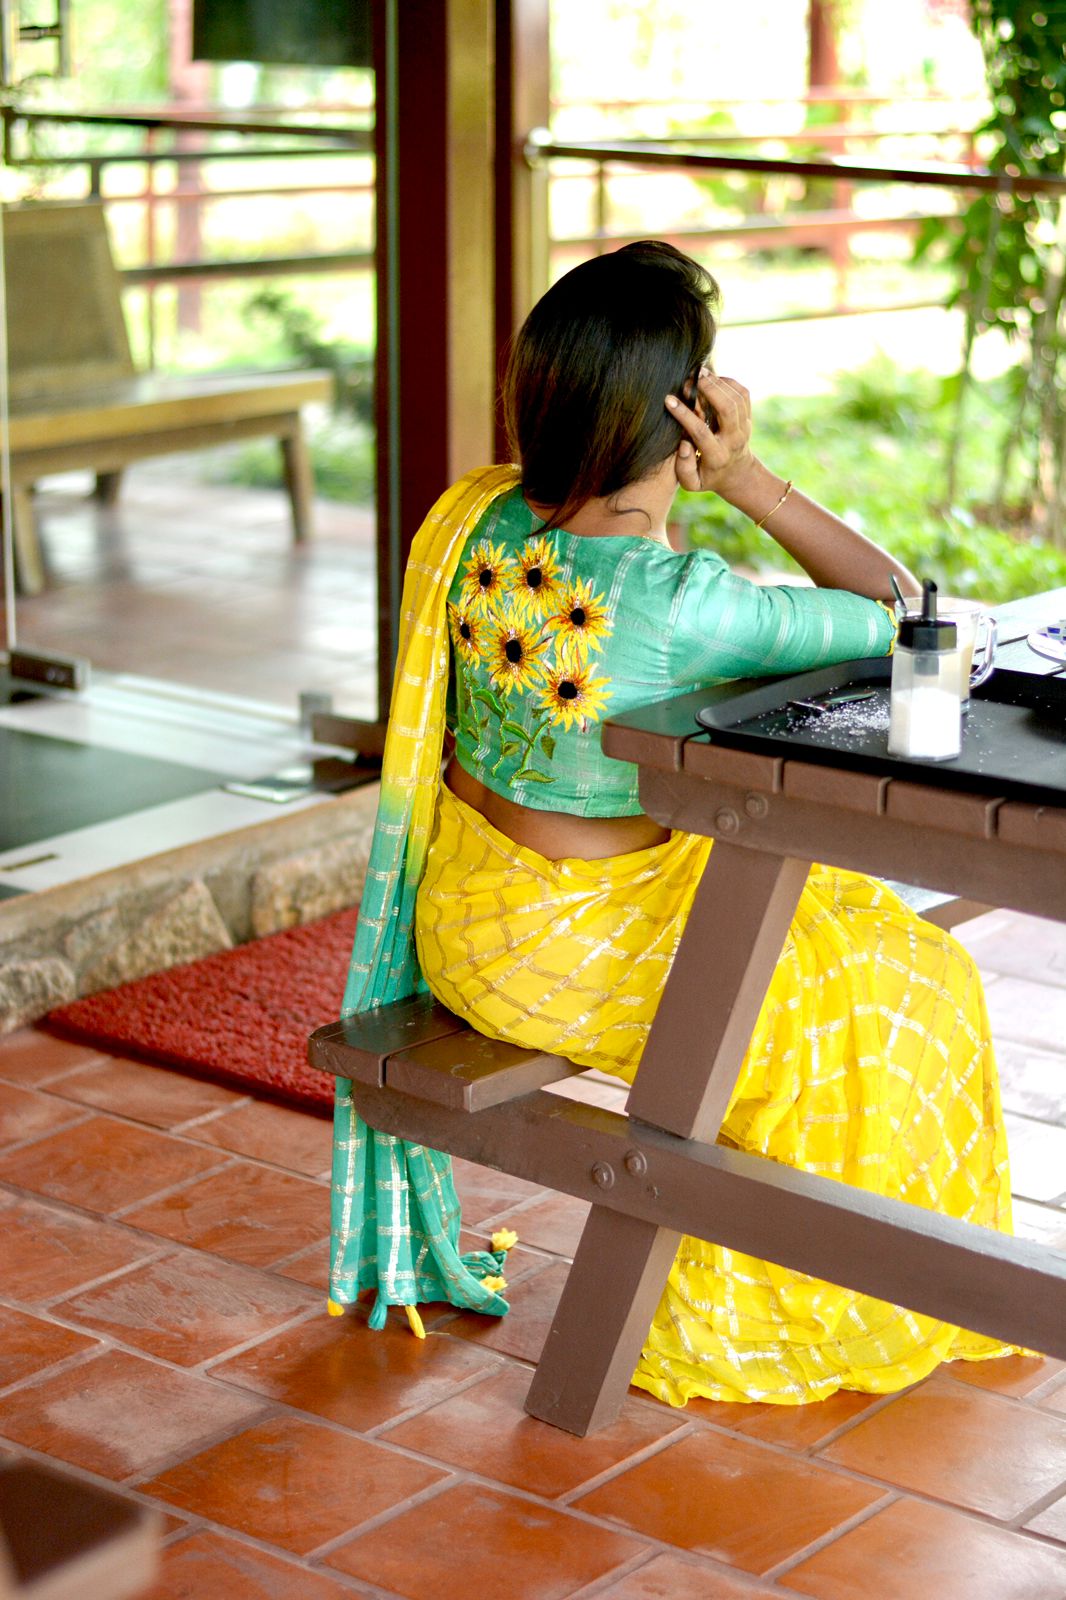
left=754, top=479, right=794, bottom=530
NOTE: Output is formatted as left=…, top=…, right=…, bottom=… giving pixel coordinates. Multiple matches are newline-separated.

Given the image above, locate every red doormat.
left=46, top=906, right=360, bottom=1115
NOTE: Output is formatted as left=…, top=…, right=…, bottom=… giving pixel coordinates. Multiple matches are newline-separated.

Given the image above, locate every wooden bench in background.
left=3, top=201, right=332, bottom=595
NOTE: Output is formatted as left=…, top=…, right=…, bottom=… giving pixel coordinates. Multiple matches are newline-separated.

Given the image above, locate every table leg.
left=627, top=843, right=810, bottom=1143
left=10, top=486, right=45, bottom=597
left=280, top=419, right=314, bottom=543
left=524, top=1206, right=682, bottom=1436
left=525, top=843, right=808, bottom=1436
left=93, top=470, right=123, bottom=506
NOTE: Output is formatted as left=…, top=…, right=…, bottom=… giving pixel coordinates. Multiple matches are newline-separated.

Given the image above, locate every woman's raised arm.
left=666, top=372, right=920, bottom=603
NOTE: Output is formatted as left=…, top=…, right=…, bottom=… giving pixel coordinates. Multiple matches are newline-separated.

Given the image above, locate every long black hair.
left=503, top=240, right=720, bottom=530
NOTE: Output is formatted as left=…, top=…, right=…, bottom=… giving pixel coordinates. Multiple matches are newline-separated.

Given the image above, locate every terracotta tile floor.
left=1, top=908, right=1066, bottom=1598
left=18, top=465, right=378, bottom=718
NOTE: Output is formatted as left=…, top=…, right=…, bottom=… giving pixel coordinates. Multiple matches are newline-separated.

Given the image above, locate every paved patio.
left=0, top=907, right=1064, bottom=1598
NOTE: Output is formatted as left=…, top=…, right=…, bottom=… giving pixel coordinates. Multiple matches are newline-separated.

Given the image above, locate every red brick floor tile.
left=503, top=1191, right=591, bottom=1259
left=444, top=1260, right=569, bottom=1364
left=1036, top=1378, right=1066, bottom=1414
left=947, top=1353, right=1066, bottom=1398
left=545, top=1072, right=629, bottom=1111
left=784, top=1496, right=1066, bottom=1600
left=56, top=1251, right=318, bottom=1365
left=46, top=1057, right=243, bottom=1130
left=212, top=1298, right=500, bottom=1429
left=986, top=979, right=1066, bottom=1055
left=0, top=1192, right=162, bottom=1301
left=381, top=1364, right=684, bottom=1497
left=450, top=1156, right=544, bottom=1225
left=575, top=1429, right=885, bottom=1575
left=819, top=1373, right=1066, bottom=1519
left=959, top=911, right=1066, bottom=990
left=275, top=1241, right=330, bottom=1290
left=0, top=1304, right=98, bottom=1387
left=0, top=1082, right=88, bottom=1149
left=0, top=1349, right=268, bottom=1479
left=1026, top=1494, right=1066, bottom=1542
left=141, top=1530, right=363, bottom=1599
left=140, top=1414, right=446, bottom=1555
left=595, top=1552, right=786, bottom=1599
left=686, top=1389, right=884, bottom=1452
left=324, top=1480, right=646, bottom=1600
left=121, top=1162, right=327, bottom=1268
left=0, top=1030, right=105, bottom=1086
left=995, top=1041, right=1066, bottom=1127
left=1012, top=1199, right=1066, bottom=1251
left=0, top=1117, right=227, bottom=1214
left=185, top=1098, right=332, bottom=1177
left=1003, top=1114, right=1066, bottom=1202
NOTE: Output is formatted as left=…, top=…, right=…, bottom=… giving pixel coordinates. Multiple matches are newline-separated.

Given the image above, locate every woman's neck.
left=526, top=455, right=678, bottom=541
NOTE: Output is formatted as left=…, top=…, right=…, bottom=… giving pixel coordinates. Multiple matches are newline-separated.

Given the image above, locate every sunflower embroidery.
left=486, top=618, right=549, bottom=696
left=537, top=662, right=612, bottom=731
left=548, top=578, right=613, bottom=661
left=447, top=601, right=485, bottom=663
left=512, top=536, right=563, bottom=621
left=459, top=539, right=515, bottom=615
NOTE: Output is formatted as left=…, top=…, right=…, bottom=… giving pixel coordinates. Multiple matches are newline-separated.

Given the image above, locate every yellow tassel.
left=326, top=1298, right=345, bottom=1317
left=482, top=1275, right=507, bottom=1294
left=491, top=1228, right=519, bottom=1253
left=404, top=1304, right=426, bottom=1339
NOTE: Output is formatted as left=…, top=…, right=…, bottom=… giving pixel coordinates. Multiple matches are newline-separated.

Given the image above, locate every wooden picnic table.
left=317, top=585, right=1066, bottom=1437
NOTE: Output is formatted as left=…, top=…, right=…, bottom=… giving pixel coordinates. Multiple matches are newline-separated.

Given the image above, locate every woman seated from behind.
left=332, top=240, right=1015, bottom=1407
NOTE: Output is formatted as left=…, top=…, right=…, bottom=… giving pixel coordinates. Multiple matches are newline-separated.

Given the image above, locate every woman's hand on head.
left=666, top=372, right=756, bottom=500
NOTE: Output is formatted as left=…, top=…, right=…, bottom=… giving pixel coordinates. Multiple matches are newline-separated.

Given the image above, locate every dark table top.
left=603, top=586, right=1066, bottom=790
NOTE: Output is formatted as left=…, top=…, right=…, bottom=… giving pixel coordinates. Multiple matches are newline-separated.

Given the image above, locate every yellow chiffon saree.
left=331, top=465, right=1016, bottom=1405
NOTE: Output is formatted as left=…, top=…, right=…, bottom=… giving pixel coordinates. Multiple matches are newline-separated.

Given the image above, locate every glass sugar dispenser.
left=887, top=579, right=964, bottom=762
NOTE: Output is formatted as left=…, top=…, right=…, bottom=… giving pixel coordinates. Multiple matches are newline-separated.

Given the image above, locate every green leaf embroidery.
left=500, top=718, right=534, bottom=746
left=472, top=686, right=508, bottom=720
left=514, top=767, right=555, bottom=783
left=539, top=734, right=556, bottom=761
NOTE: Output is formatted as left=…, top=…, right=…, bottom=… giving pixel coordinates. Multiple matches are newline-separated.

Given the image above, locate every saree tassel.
left=368, top=1295, right=389, bottom=1331
left=491, top=1228, right=519, bottom=1253
left=404, top=1304, right=427, bottom=1339
left=326, top=1298, right=345, bottom=1318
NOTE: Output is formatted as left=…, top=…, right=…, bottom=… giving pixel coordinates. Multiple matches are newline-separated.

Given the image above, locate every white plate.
left=1027, top=628, right=1066, bottom=664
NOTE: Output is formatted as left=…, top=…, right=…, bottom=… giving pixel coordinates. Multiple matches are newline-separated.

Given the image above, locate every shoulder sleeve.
left=664, top=552, right=896, bottom=686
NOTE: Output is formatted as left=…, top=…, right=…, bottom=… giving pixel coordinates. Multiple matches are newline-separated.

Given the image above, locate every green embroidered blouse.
left=446, top=483, right=895, bottom=818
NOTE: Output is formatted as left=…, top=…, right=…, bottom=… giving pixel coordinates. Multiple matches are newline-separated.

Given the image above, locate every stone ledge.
left=0, top=785, right=379, bottom=1035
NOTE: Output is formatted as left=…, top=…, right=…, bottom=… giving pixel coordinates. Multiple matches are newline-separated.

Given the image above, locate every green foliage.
left=245, top=288, right=373, bottom=424
left=212, top=413, right=374, bottom=505
left=829, top=356, right=942, bottom=434
left=914, top=0, right=1066, bottom=538
left=673, top=362, right=1066, bottom=601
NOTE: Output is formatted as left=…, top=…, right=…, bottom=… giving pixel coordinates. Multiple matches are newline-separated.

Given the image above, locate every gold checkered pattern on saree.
left=416, top=786, right=1017, bottom=1407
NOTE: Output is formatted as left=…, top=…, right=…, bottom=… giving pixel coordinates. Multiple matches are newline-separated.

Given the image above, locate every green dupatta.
left=329, top=464, right=520, bottom=1330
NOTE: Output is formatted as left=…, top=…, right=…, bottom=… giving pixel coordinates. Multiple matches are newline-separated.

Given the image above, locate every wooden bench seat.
left=0, top=1459, right=159, bottom=1598
left=2, top=201, right=332, bottom=595
left=310, top=879, right=993, bottom=1436
left=311, top=992, right=584, bottom=1111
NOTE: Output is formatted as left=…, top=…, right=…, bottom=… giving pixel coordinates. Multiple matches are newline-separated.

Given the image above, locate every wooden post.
left=372, top=0, right=501, bottom=717
left=808, top=0, right=851, bottom=309
left=493, top=0, right=550, bottom=459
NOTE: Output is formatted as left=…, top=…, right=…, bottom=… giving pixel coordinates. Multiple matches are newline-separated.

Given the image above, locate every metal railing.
left=2, top=105, right=372, bottom=364
left=530, top=129, right=1066, bottom=324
